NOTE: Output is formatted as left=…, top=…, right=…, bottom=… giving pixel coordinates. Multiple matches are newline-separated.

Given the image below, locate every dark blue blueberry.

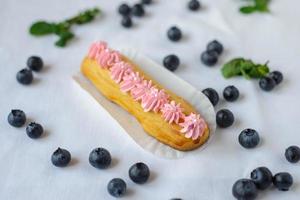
left=26, top=122, right=44, bottom=139
left=118, top=3, right=131, bottom=16
left=201, top=50, right=218, bottom=66
left=250, top=167, right=273, bottom=190
left=89, top=147, right=111, bottom=169
left=259, top=76, right=276, bottom=91
left=188, top=0, right=201, bottom=11
left=167, top=26, right=182, bottom=42
left=223, top=85, right=239, bottom=102
left=216, top=109, right=234, bottom=128
left=269, top=71, right=283, bottom=85
left=51, top=148, right=71, bottom=167
left=273, top=172, right=293, bottom=191
left=239, top=129, right=260, bottom=149
left=27, top=56, right=43, bottom=72
left=121, top=16, right=132, bottom=28
left=163, top=54, right=180, bottom=71
left=202, top=88, right=219, bottom=106
left=129, top=162, right=150, bottom=184
left=132, top=4, right=145, bottom=17
left=207, top=40, right=223, bottom=55
left=107, top=178, right=127, bottom=197
left=16, top=68, right=33, bottom=85
left=8, top=109, right=26, bottom=127
left=141, top=0, right=152, bottom=5
left=232, top=179, right=258, bottom=200
left=285, top=145, right=300, bottom=163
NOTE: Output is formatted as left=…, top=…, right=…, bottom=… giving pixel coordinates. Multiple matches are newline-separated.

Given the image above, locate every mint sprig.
left=222, top=58, right=270, bottom=79
left=239, top=0, right=270, bottom=14
left=29, top=8, right=100, bottom=47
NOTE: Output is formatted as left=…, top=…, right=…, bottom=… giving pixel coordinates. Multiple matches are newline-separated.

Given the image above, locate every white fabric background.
left=0, top=0, right=299, bottom=199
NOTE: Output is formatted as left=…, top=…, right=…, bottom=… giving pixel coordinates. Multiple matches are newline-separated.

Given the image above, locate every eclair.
left=81, top=41, right=210, bottom=151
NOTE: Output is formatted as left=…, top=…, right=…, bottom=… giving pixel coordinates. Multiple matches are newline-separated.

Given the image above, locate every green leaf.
left=221, top=58, right=245, bottom=78
left=55, top=32, right=74, bottom=47
left=222, top=58, right=270, bottom=79
left=255, top=0, right=270, bottom=12
left=240, top=6, right=257, bottom=14
left=29, top=21, right=55, bottom=36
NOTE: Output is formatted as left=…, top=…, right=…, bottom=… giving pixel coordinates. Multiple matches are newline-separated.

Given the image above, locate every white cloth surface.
left=0, top=0, right=299, bottom=199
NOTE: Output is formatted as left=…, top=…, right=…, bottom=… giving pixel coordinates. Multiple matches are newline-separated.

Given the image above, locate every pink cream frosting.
left=87, top=41, right=208, bottom=140
left=179, top=113, right=207, bottom=140
left=131, top=80, right=153, bottom=101
left=141, top=88, right=169, bottom=112
left=88, top=41, right=107, bottom=59
left=110, top=61, right=133, bottom=83
left=161, top=101, right=184, bottom=124
left=120, top=72, right=143, bottom=93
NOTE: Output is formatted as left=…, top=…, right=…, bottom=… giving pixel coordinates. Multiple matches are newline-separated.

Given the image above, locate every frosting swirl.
left=96, top=48, right=121, bottom=69
left=161, top=101, right=184, bottom=124
left=131, top=80, right=153, bottom=101
left=141, top=88, right=169, bottom=112
left=88, top=41, right=107, bottom=59
left=179, top=113, right=206, bottom=140
left=110, top=61, right=133, bottom=83
left=120, top=72, right=143, bottom=93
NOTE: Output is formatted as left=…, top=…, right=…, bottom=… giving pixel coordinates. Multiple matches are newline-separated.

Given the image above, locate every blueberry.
left=269, top=71, right=283, bottom=85
left=89, top=147, right=111, bottom=169
left=232, top=179, right=258, bottom=200
left=188, top=0, right=201, bottom=11
left=121, top=16, right=132, bottom=28
left=239, top=129, right=260, bottom=149
left=285, top=145, right=300, bottom=163
left=273, top=172, right=293, bottom=191
left=51, top=148, right=71, bottom=167
left=141, top=0, right=152, bottom=5
left=167, top=26, right=182, bottom=42
left=129, top=162, right=150, bottom=184
left=207, top=40, right=223, bottom=55
left=16, top=68, right=33, bottom=85
left=216, top=109, right=234, bottom=128
left=118, top=3, right=131, bottom=16
left=107, top=178, right=127, bottom=197
left=132, top=4, right=145, bottom=17
left=27, top=56, right=43, bottom=72
left=8, top=109, right=26, bottom=127
left=202, top=88, right=219, bottom=106
left=163, top=54, right=180, bottom=71
left=201, top=50, right=218, bottom=66
left=223, top=85, right=239, bottom=102
left=250, top=167, right=273, bottom=190
left=259, top=76, right=276, bottom=91
left=26, top=122, right=44, bottom=139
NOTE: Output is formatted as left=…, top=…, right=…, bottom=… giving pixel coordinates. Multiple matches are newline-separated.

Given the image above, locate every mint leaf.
left=221, top=58, right=245, bottom=78
left=239, top=0, right=271, bottom=14
left=240, top=6, right=257, bottom=14
left=255, top=0, right=270, bottom=12
left=29, top=21, right=55, bottom=36
left=222, top=58, right=270, bottom=79
left=29, top=7, right=100, bottom=47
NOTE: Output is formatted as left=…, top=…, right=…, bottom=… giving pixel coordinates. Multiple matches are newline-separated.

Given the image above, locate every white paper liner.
left=73, top=48, right=216, bottom=159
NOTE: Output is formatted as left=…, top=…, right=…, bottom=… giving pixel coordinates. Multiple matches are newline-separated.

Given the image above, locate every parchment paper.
left=73, top=48, right=216, bottom=159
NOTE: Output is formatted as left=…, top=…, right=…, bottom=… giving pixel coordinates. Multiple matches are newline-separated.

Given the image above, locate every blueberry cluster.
left=50, top=146, right=151, bottom=198
left=201, top=85, right=239, bottom=128
left=201, top=40, right=224, bottom=66
left=16, top=56, right=44, bottom=85
left=118, top=0, right=152, bottom=28
left=259, top=71, right=283, bottom=92
left=232, top=167, right=293, bottom=200
left=8, top=109, right=44, bottom=139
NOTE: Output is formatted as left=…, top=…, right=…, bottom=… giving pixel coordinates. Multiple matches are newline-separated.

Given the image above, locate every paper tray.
left=73, top=48, right=216, bottom=159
